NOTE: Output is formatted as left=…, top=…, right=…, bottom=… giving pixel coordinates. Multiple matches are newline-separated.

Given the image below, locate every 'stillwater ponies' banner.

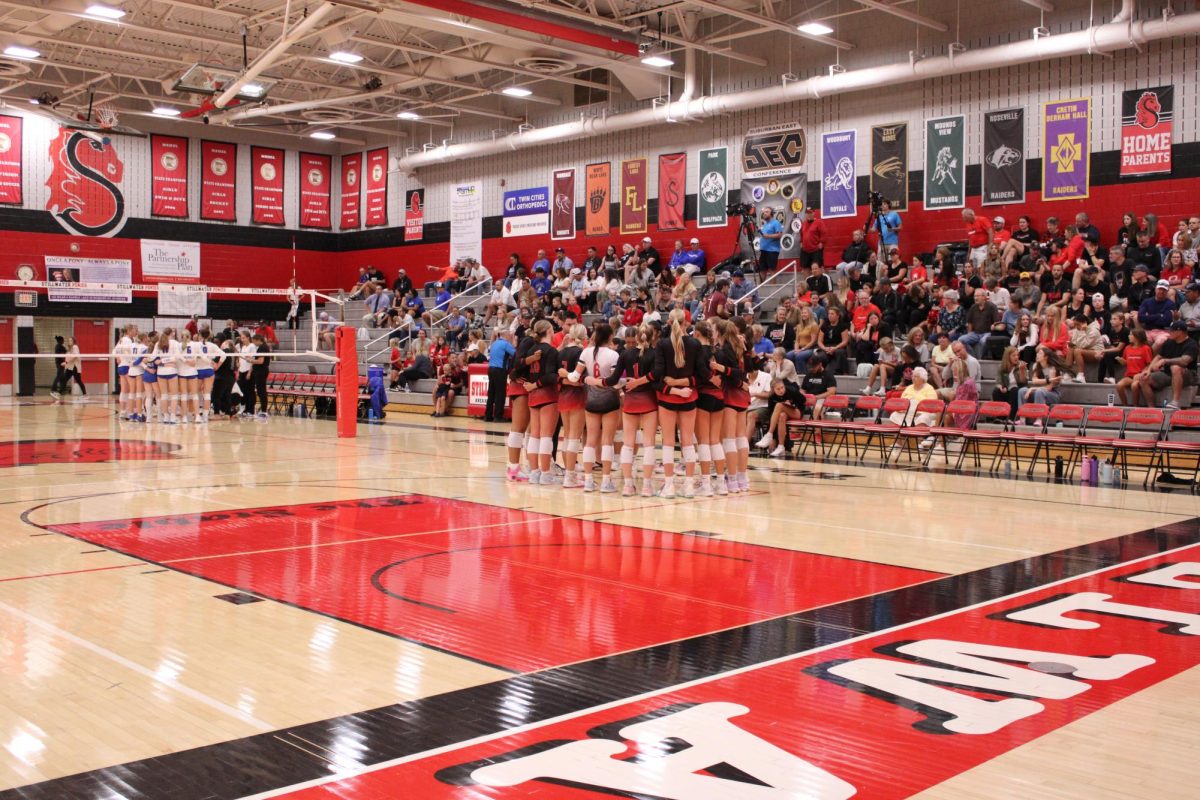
left=983, top=108, right=1026, bottom=205
left=1121, top=85, right=1173, bottom=177
left=657, top=153, right=686, bottom=231
left=740, top=173, right=805, bottom=260
left=619, top=157, right=648, bottom=235
left=404, top=188, right=424, bottom=242
left=140, top=239, right=200, bottom=281
left=551, top=168, right=576, bottom=240
left=924, top=115, right=965, bottom=210
left=250, top=146, right=285, bottom=225
left=871, top=122, right=908, bottom=210
left=150, top=135, right=188, bottom=218
left=365, top=148, right=388, bottom=227
left=1043, top=98, right=1090, bottom=201
left=820, top=130, right=856, bottom=219
left=696, top=147, right=727, bottom=228
left=0, top=114, right=21, bottom=204
left=298, top=152, right=331, bottom=229
left=503, top=186, right=550, bottom=238
left=200, top=140, right=236, bottom=222
left=450, top=182, right=482, bottom=264
left=340, top=153, right=361, bottom=231
left=585, top=162, right=610, bottom=236
left=45, top=255, right=132, bottom=303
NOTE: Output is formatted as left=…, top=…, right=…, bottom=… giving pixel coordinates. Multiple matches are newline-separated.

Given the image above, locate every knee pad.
left=682, top=445, right=698, bottom=464
left=721, top=438, right=737, bottom=457
left=736, top=436, right=749, bottom=452
left=697, top=443, right=711, bottom=463
left=581, top=445, right=596, bottom=464
left=712, top=443, right=725, bottom=461
left=119, top=392, right=127, bottom=404
left=506, top=432, right=525, bottom=449
left=620, top=445, right=635, bottom=465
left=565, top=438, right=582, bottom=454
left=660, top=445, right=675, bottom=466
left=539, top=437, right=554, bottom=456
left=641, top=448, right=655, bottom=470
left=601, top=444, right=615, bottom=463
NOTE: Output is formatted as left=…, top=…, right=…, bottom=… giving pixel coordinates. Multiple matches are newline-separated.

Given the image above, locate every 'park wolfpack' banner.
left=200, top=140, right=236, bottom=222
left=251, top=146, right=285, bottom=225
left=298, top=152, right=331, bottom=229
left=365, top=148, right=388, bottom=227
left=340, top=153, right=361, bottom=230
left=1121, top=85, right=1173, bottom=177
left=1043, top=98, right=1090, bottom=201
left=150, top=135, right=188, bottom=218
left=923, top=115, right=965, bottom=210
left=0, top=114, right=21, bottom=204
left=404, top=188, right=424, bottom=242
left=551, top=168, right=576, bottom=240
left=585, top=162, right=610, bottom=236
left=870, top=122, right=907, bottom=211
left=619, top=157, right=647, bottom=235
left=820, top=130, right=856, bottom=219
left=657, top=153, right=686, bottom=231
left=697, top=147, right=727, bottom=228
left=983, top=108, right=1025, bottom=205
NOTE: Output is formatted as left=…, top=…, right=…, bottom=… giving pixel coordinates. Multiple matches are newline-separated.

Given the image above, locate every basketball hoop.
left=94, top=102, right=118, bottom=130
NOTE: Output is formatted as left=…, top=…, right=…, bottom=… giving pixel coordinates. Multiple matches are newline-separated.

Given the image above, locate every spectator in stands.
left=1011, top=311, right=1039, bottom=365
left=806, top=263, right=833, bottom=300
left=1075, top=212, right=1101, bottom=244
left=799, top=207, right=826, bottom=270
left=883, top=248, right=907, bottom=289
left=1118, top=212, right=1141, bottom=247
left=1139, top=279, right=1177, bottom=346
left=386, top=337, right=404, bottom=390
left=871, top=278, right=901, bottom=331
left=746, top=366, right=774, bottom=443
left=936, top=289, right=967, bottom=340
left=928, top=332, right=953, bottom=389
left=316, top=311, right=337, bottom=350
left=817, top=306, right=850, bottom=374
left=1178, top=282, right=1200, bottom=336
left=1118, top=263, right=1151, bottom=311
left=431, top=354, right=464, bottom=418
left=668, top=240, right=687, bottom=271
left=1038, top=262, right=1072, bottom=313
left=907, top=254, right=931, bottom=292
left=874, top=198, right=902, bottom=255
left=863, top=250, right=881, bottom=284
left=1096, top=310, right=1129, bottom=384
left=861, top=337, right=899, bottom=396
left=681, top=238, right=706, bottom=274
left=1037, top=306, right=1072, bottom=373
left=1011, top=271, right=1040, bottom=311
left=1001, top=216, right=1039, bottom=270
left=1079, top=236, right=1110, bottom=275
left=1060, top=287, right=1092, bottom=322
left=1036, top=217, right=1067, bottom=262
left=827, top=276, right=855, bottom=318
left=899, top=283, right=932, bottom=334
left=891, top=367, right=937, bottom=425
left=444, top=306, right=467, bottom=351
left=908, top=326, right=931, bottom=362
left=637, top=237, right=661, bottom=276
left=600, top=245, right=619, bottom=272
left=958, top=289, right=998, bottom=358
left=923, top=357, right=979, bottom=448
left=1017, top=348, right=1063, bottom=416
left=764, top=306, right=794, bottom=352
left=580, top=246, right=602, bottom=275
left=939, top=340, right=980, bottom=398
left=704, top=278, right=729, bottom=320
left=552, top=247, right=574, bottom=274
left=530, top=249, right=550, bottom=274
left=766, top=346, right=800, bottom=387
left=959, top=261, right=984, bottom=302
left=1127, top=228, right=1163, bottom=276
left=1117, top=327, right=1152, bottom=405
left=1144, top=321, right=1198, bottom=410
left=761, top=379, right=808, bottom=457
left=786, top=306, right=820, bottom=375
left=394, top=343, right=434, bottom=393
left=1162, top=249, right=1190, bottom=293
left=758, top=207, right=783, bottom=273
left=347, top=266, right=372, bottom=299
left=626, top=259, right=654, bottom=292
left=799, top=352, right=837, bottom=419
left=836, top=229, right=872, bottom=277
left=962, top=208, right=993, bottom=266
left=993, top=347, right=1028, bottom=419
left=364, top=287, right=391, bottom=327
left=853, top=311, right=884, bottom=368
left=391, top=268, right=413, bottom=297
left=1066, top=312, right=1104, bottom=382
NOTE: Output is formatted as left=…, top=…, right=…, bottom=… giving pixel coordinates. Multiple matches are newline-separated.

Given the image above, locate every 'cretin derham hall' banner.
left=200, top=140, right=236, bottom=222
left=298, top=152, right=332, bottom=229
left=251, top=146, right=285, bottom=225
left=1043, top=97, right=1090, bottom=201
left=340, top=153, right=361, bottom=231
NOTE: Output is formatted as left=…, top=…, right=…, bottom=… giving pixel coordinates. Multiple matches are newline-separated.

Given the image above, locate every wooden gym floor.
left=0, top=398, right=1198, bottom=799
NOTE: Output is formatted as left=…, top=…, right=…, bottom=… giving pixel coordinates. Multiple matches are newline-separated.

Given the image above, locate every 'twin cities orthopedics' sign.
left=502, top=186, right=549, bottom=237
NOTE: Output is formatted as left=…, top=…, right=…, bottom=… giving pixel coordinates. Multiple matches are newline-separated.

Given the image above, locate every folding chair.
left=991, top=403, right=1049, bottom=473
left=858, top=397, right=912, bottom=463
left=1111, top=407, right=1165, bottom=484
left=832, top=394, right=884, bottom=460
left=800, top=394, right=851, bottom=459
left=1148, top=408, right=1200, bottom=487
left=1069, top=406, right=1126, bottom=478
left=922, top=400, right=978, bottom=467
left=1027, top=404, right=1085, bottom=477
left=887, top=399, right=945, bottom=465
left=954, top=401, right=1013, bottom=472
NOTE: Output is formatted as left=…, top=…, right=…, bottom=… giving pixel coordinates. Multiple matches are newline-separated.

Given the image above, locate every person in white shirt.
left=286, top=278, right=302, bottom=330
left=193, top=327, right=223, bottom=423
left=744, top=367, right=773, bottom=442
left=236, top=331, right=257, bottom=416
left=178, top=330, right=199, bottom=421
left=579, top=322, right=622, bottom=493
left=485, top=284, right=514, bottom=324
left=467, top=260, right=492, bottom=292
left=155, top=328, right=181, bottom=423
left=126, top=334, right=147, bottom=421
left=113, top=323, right=137, bottom=419
left=60, top=336, right=86, bottom=400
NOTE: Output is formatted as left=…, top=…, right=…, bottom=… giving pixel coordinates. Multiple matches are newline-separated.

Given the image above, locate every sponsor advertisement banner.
left=46, top=255, right=132, bottom=303
left=140, top=239, right=200, bottom=281
left=503, top=186, right=550, bottom=238
left=450, top=182, right=482, bottom=263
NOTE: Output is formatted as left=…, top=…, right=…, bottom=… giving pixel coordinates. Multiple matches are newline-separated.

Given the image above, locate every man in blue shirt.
left=485, top=330, right=515, bottom=421
left=531, top=267, right=552, bottom=297
left=531, top=249, right=551, bottom=274
left=680, top=237, right=706, bottom=274
left=876, top=198, right=902, bottom=256
left=444, top=306, right=467, bottom=351
left=758, top=206, right=783, bottom=272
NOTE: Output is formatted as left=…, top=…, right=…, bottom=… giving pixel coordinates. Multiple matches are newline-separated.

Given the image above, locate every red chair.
left=1111, top=407, right=1166, bottom=484
left=859, top=397, right=912, bottom=463
left=887, top=399, right=946, bottom=464
left=1148, top=408, right=1200, bottom=486
left=922, top=400, right=979, bottom=467
left=954, top=401, right=1013, bottom=472
left=1069, top=406, right=1127, bottom=478
left=832, top=394, right=884, bottom=460
left=791, top=394, right=850, bottom=459
left=992, top=403, right=1049, bottom=473
left=1026, top=404, right=1085, bottom=477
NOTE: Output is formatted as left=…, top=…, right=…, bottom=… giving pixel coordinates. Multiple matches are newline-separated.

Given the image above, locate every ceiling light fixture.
left=4, top=45, right=40, bottom=59
left=310, top=130, right=337, bottom=140
left=152, top=106, right=181, bottom=116
left=640, top=45, right=674, bottom=68
left=85, top=4, right=126, bottom=20
left=241, top=82, right=265, bottom=97
left=328, top=50, right=363, bottom=64
left=396, top=111, right=420, bottom=120
left=501, top=86, right=532, bottom=97
left=797, top=22, right=834, bottom=36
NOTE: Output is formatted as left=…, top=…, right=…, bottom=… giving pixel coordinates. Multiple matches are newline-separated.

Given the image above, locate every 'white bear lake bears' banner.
left=821, top=130, right=857, bottom=219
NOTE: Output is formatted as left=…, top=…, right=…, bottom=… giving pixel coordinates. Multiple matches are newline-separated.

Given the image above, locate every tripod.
left=721, top=213, right=759, bottom=272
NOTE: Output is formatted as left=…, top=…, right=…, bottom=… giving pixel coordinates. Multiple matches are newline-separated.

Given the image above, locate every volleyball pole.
left=334, top=325, right=358, bottom=438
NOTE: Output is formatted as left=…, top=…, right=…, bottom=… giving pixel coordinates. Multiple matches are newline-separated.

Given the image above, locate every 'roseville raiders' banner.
left=657, top=152, right=686, bottom=231
left=740, top=172, right=805, bottom=260
left=404, top=188, right=424, bottom=242
left=923, top=115, right=965, bottom=210
left=983, top=108, right=1026, bottom=205
left=619, top=157, right=648, bottom=235
left=200, top=140, right=236, bottom=222
left=871, top=122, right=908, bottom=211
left=340, top=153, right=361, bottom=230
left=585, top=162, right=610, bottom=236
left=298, top=152, right=331, bottom=229
left=820, top=130, right=856, bottom=219
left=551, top=168, right=576, bottom=240
left=250, top=146, right=285, bottom=225
left=1121, top=85, right=1173, bottom=177
left=150, top=135, right=188, bottom=218
left=364, top=148, right=388, bottom=227
left=0, top=114, right=22, bottom=204
left=1043, top=97, right=1090, bottom=201
left=696, top=147, right=727, bottom=228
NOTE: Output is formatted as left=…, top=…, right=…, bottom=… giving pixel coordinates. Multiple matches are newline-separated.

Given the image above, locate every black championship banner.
left=982, top=108, right=1025, bottom=205
left=870, top=123, right=908, bottom=211
left=1121, top=85, right=1173, bottom=177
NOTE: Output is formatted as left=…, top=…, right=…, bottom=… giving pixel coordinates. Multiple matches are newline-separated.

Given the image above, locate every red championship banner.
left=0, top=114, right=22, bottom=204
left=404, top=188, right=424, bottom=242
left=150, top=135, right=188, bottom=218
left=657, top=152, right=686, bottom=231
left=251, top=146, right=285, bottom=225
left=365, top=147, right=388, bottom=227
left=200, top=140, right=236, bottom=221
left=298, top=152, right=332, bottom=229
left=1121, top=85, right=1173, bottom=177
left=619, top=157, right=647, bottom=235
left=551, top=168, right=576, bottom=240
left=585, top=162, right=610, bottom=237
left=340, top=153, right=361, bottom=230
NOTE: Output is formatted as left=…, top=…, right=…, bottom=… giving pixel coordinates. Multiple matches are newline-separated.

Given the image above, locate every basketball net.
left=94, top=102, right=118, bottom=130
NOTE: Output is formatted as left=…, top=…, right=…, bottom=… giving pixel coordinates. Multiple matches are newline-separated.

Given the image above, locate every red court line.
left=0, top=563, right=141, bottom=583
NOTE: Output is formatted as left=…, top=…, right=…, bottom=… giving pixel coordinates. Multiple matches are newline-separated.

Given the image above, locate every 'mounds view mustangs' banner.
left=1043, top=98, right=1090, bottom=201
left=200, top=140, right=236, bottom=222
left=619, top=157, right=647, bottom=235
left=251, top=146, right=285, bottom=225
left=298, top=152, right=331, bottom=229
left=983, top=108, right=1025, bottom=205
left=1121, top=85, right=1173, bottom=177
left=0, top=114, right=21, bottom=204
left=870, top=122, right=908, bottom=211
left=340, top=153, right=361, bottom=230
left=150, top=135, right=188, bottom=218
left=551, top=168, right=575, bottom=240
left=923, top=116, right=965, bottom=210
left=585, top=162, right=610, bottom=236
left=365, top=147, right=388, bottom=227
left=696, top=147, right=727, bottom=228
left=657, top=153, right=686, bottom=231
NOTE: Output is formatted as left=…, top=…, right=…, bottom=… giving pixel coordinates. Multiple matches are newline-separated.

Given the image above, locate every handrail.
left=749, top=260, right=800, bottom=315
left=353, top=277, right=492, bottom=358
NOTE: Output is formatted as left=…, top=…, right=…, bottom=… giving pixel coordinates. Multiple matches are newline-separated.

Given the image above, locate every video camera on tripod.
left=726, top=201, right=756, bottom=218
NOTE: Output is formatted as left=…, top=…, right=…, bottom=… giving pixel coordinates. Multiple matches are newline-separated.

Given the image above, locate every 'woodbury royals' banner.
left=1043, top=98, right=1090, bottom=201
left=1121, top=85, right=1173, bottom=177
left=820, top=130, right=856, bottom=219
left=923, top=116, right=965, bottom=210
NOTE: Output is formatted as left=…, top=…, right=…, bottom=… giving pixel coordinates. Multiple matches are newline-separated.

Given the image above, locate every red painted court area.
left=47, top=494, right=937, bottom=673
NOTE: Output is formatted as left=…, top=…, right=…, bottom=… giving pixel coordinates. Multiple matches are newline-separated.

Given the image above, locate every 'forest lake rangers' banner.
left=551, top=168, right=576, bottom=240
left=150, top=135, right=188, bottom=218
left=924, top=115, right=965, bottom=210
left=820, top=130, right=856, bottom=219
left=298, top=152, right=331, bottom=229
left=503, top=186, right=549, bottom=238
left=1043, top=98, right=1090, bottom=201
left=200, top=140, right=236, bottom=222
left=697, top=147, right=727, bottom=228
left=871, top=122, right=908, bottom=211
left=0, top=114, right=21, bottom=204
left=1121, top=85, right=1173, bottom=177
left=251, top=146, right=285, bottom=225
left=405, top=188, right=424, bottom=242
left=46, top=255, right=131, bottom=303
left=365, top=147, right=388, bottom=227
left=340, top=153, right=361, bottom=230
left=983, top=108, right=1025, bottom=205
left=619, top=158, right=647, bottom=235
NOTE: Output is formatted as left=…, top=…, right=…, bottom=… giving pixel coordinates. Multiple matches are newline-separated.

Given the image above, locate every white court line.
left=0, top=599, right=274, bottom=732
left=238, top=535, right=1200, bottom=799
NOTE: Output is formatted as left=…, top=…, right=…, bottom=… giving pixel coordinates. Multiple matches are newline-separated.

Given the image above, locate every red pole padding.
left=335, top=326, right=358, bottom=439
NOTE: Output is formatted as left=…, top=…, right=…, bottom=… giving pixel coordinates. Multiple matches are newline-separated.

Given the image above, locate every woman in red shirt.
left=622, top=302, right=645, bottom=328
left=1162, top=249, right=1190, bottom=289
left=429, top=335, right=450, bottom=370
left=1036, top=306, right=1071, bottom=372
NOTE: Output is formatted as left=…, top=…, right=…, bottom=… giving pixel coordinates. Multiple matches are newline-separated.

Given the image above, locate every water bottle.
left=1003, top=460, right=1012, bottom=478
left=1107, top=393, right=1115, bottom=407
left=1054, top=456, right=1064, bottom=479
left=1099, top=459, right=1113, bottom=485
left=1113, top=467, right=1123, bottom=486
